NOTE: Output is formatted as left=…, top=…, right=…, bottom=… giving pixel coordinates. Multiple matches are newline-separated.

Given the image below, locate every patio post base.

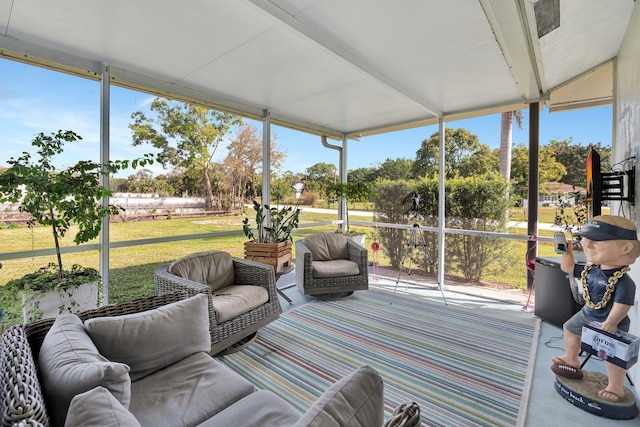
left=554, top=371, right=638, bottom=420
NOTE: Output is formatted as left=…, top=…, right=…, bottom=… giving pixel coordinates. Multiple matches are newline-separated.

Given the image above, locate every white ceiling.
left=0, top=0, right=636, bottom=138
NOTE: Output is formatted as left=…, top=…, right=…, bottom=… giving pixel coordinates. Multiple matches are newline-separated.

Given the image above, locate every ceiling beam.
left=479, top=0, right=545, bottom=100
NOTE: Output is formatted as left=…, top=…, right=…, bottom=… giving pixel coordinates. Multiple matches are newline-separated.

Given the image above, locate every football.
left=551, top=363, right=584, bottom=380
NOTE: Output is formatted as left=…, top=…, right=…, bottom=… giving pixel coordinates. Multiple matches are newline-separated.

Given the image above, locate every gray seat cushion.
left=293, top=365, right=384, bottom=427
left=212, top=284, right=269, bottom=323
left=129, top=352, right=256, bottom=427
left=196, top=390, right=301, bottom=427
left=312, top=259, right=360, bottom=278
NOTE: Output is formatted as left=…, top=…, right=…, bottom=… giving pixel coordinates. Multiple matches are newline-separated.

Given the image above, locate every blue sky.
left=0, top=58, right=612, bottom=177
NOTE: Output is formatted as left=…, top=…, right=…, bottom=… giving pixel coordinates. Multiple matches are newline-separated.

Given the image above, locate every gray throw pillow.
left=84, top=294, right=211, bottom=381
left=293, top=365, right=384, bottom=427
left=38, top=314, right=131, bottom=427
left=65, top=386, right=142, bottom=427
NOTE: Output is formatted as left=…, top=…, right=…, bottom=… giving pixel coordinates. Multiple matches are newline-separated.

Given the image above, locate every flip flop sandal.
left=598, top=389, right=623, bottom=402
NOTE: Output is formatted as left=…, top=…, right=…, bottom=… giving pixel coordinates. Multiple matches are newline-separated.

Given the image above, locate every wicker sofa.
left=0, top=292, right=386, bottom=427
left=296, top=233, right=369, bottom=296
left=154, top=250, right=281, bottom=355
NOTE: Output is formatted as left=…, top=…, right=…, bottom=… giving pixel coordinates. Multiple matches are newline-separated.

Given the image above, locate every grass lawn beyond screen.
left=0, top=207, right=590, bottom=305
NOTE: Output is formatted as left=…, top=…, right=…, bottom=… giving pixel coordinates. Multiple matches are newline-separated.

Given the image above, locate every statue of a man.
left=552, top=215, right=640, bottom=402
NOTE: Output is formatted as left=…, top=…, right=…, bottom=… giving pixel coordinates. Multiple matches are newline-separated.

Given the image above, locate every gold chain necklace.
left=580, top=264, right=630, bottom=309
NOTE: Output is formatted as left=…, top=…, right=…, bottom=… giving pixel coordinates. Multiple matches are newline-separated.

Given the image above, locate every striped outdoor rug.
left=220, top=287, right=540, bottom=427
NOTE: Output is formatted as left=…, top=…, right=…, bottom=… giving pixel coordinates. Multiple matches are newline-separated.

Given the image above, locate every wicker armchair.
left=295, top=233, right=369, bottom=296
left=155, top=251, right=280, bottom=355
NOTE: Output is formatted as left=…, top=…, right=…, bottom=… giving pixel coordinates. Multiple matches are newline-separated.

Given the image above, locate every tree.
left=224, top=124, right=285, bottom=206
left=371, top=179, right=415, bottom=267
left=374, top=158, right=415, bottom=181
left=129, top=98, right=241, bottom=210
left=499, top=110, right=524, bottom=181
left=548, top=138, right=611, bottom=186
left=348, top=166, right=378, bottom=184
left=412, top=128, right=496, bottom=179
left=325, top=181, right=372, bottom=233
left=457, top=145, right=499, bottom=178
left=110, top=169, right=174, bottom=196
left=510, top=143, right=566, bottom=199
left=304, top=162, right=337, bottom=197
left=0, top=130, right=151, bottom=278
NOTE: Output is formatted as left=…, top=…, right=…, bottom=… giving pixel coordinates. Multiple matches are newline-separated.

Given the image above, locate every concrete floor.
left=274, top=267, right=640, bottom=426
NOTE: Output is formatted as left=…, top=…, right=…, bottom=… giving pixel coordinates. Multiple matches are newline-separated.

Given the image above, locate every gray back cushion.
left=169, top=250, right=235, bottom=292
left=303, top=233, right=348, bottom=261
left=85, top=294, right=211, bottom=381
left=293, top=365, right=384, bottom=427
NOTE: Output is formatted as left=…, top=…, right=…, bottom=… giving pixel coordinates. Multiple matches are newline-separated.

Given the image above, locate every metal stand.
left=393, top=223, right=447, bottom=305
left=275, top=265, right=294, bottom=304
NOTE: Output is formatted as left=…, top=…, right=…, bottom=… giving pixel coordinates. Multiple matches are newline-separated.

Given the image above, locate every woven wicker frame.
left=154, top=256, right=281, bottom=355
left=295, top=237, right=369, bottom=296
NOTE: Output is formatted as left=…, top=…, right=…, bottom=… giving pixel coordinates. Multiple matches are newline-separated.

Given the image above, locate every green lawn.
left=0, top=206, right=588, bottom=306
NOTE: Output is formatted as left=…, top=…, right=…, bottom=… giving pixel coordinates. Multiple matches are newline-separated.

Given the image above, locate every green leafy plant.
left=554, top=188, right=587, bottom=237
left=326, top=181, right=371, bottom=235
left=242, top=200, right=301, bottom=243
left=4, top=263, right=103, bottom=321
left=0, top=130, right=152, bottom=320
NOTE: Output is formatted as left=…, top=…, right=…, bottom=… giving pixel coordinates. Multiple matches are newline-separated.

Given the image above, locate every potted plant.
left=242, top=199, right=301, bottom=272
left=0, top=130, right=152, bottom=322
left=326, top=181, right=371, bottom=246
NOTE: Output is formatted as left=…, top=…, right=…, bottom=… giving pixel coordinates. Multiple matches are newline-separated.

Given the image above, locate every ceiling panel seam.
left=2, top=0, right=14, bottom=36
left=245, top=0, right=443, bottom=117
left=176, top=27, right=274, bottom=84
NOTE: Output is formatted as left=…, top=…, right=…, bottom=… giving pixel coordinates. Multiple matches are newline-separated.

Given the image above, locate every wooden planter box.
left=244, top=240, right=292, bottom=272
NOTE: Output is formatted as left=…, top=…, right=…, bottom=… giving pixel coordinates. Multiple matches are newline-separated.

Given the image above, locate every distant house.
left=539, top=182, right=586, bottom=206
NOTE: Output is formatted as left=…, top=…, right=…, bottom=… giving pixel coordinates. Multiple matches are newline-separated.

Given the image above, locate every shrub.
left=413, top=176, right=510, bottom=282
left=371, top=180, right=416, bottom=268
left=373, top=176, right=510, bottom=282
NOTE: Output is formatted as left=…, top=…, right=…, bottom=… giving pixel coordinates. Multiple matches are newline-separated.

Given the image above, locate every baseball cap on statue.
left=574, top=217, right=639, bottom=241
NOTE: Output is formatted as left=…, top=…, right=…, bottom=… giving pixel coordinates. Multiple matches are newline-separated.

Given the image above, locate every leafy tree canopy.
left=0, top=130, right=152, bottom=277
left=374, top=158, right=415, bottom=181
left=412, top=128, right=497, bottom=179
left=129, top=98, right=241, bottom=209
left=304, top=162, right=337, bottom=196
left=548, top=138, right=611, bottom=186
